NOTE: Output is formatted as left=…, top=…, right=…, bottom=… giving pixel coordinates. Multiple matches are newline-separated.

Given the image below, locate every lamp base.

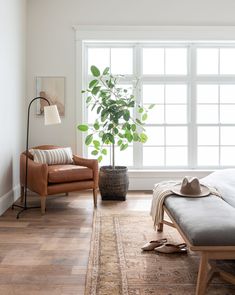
left=12, top=203, right=41, bottom=219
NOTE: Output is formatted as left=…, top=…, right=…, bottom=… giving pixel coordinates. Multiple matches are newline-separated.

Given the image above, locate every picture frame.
left=36, top=76, right=65, bottom=116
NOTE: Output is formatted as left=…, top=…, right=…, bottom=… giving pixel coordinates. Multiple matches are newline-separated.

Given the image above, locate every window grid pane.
left=85, top=43, right=235, bottom=169
left=196, top=82, right=235, bottom=167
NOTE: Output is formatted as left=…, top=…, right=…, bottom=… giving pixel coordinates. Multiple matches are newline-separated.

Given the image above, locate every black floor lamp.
left=13, top=97, right=61, bottom=219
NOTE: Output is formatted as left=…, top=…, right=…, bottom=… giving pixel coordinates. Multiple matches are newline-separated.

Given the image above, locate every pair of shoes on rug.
left=154, top=242, right=187, bottom=254
left=141, top=238, right=167, bottom=251
left=141, top=239, right=187, bottom=254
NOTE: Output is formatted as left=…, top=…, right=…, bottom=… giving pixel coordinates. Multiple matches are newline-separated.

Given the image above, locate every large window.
left=83, top=43, right=235, bottom=169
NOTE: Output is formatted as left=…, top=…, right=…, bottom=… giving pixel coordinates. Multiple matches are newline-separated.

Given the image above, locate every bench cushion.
left=201, top=169, right=235, bottom=208
left=164, top=194, right=235, bottom=246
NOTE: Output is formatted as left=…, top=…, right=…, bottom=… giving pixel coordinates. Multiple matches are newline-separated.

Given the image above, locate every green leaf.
left=91, top=150, right=98, bottom=156
left=101, top=110, right=109, bottom=122
left=118, top=110, right=124, bottom=119
left=126, top=123, right=131, bottom=130
left=90, top=65, right=100, bottom=77
left=93, top=140, right=100, bottom=149
left=86, top=96, right=92, bottom=103
left=85, top=134, right=93, bottom=145
left=122, top=122, right=127, bottom=130
left=140, top=133, right=148, bottom=143
left=108, top=123, right=114, bottom=130
left=77, top=124, right=88, bottom=132
left=128, top=101, right=135, bottom=108
left=91, top=86, right=101, bottom=95
left=102, top=133, right=108, bottom=143
left=148, top=104, right=155, bottom=109
left=103, top=67, right=110, bottom=75
left=91, top=103, right=97, bottom=111
left=101, top=148, right=107, bottom=155
left=120, top=143, right=128, bottom=151
left=117, top=139, right=123, bottom=146
left=138, top=107, right=144, bottom=113
left=133, top=133, right=139, bottom=141
left=89, top=79, right=99, bottom=89
left=81, top=90, right=86, bottom=93
left=142, top=113, right=148, bottom=121
left=123, top=110, right=130, bottom=121
left=108, top=133, right=115, bottom=144
left=113, top=127, right=119, bottom=135
left=131, top=124, right=136, bottom=131
left=97, top=155, right=103, bottom=162
left=108, top=79, right=114, bottom=88
left=97, top=106, right=102, bottom=114
left=125, top=133, right=133, bottom=143
left=99, top=131, right=104, bottom=138
left=94, top=122, right=100, bottom=130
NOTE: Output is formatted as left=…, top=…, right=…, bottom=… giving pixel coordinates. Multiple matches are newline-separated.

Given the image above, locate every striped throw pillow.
left=30, top=147, right=73, bottom=165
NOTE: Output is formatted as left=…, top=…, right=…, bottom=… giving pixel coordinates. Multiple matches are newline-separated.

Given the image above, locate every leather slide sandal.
left=141, top=238, right=167, bottom=251
left=154, top=243, right=187, bottom=254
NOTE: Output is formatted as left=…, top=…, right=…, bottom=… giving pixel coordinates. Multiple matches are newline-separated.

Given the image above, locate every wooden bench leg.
left=196, top=253, right=209, bottom=295
left=93, top=189, right=97, bottom=208
left=219, top=270, right=235, bottom=285
left=157, top=210, right=164, bottom=232
left=40, top=196, right=46, bottom=215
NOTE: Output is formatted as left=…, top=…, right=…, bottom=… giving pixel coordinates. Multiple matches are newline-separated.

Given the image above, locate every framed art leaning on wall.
left=36, top=76, right=65, bottom=116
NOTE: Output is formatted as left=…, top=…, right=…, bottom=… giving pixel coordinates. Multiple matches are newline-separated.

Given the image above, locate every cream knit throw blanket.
left=150, top=181, right=221, bottom=230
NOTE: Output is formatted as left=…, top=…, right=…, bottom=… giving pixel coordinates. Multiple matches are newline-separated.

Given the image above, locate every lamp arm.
left=26, top=97, right=50, bottom=151
left=24, top=97, right=50, bottom=208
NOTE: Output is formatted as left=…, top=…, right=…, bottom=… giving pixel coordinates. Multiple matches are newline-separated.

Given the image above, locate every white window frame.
left=74, top=26, right=235, bottom=187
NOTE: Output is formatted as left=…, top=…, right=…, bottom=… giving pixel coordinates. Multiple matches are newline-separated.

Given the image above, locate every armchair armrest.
left=20, top=153, right=48, bottom=196
left=73, top=155, right=99, bottom=188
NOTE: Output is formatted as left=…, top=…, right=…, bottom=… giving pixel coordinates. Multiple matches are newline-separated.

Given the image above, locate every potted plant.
left=77, top=65, right=154, bottom=200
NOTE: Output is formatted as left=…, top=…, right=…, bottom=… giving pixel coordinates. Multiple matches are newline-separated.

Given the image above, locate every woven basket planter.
left=99, top=166, right=129, bottom=201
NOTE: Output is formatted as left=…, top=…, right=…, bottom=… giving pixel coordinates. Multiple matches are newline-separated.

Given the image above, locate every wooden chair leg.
left=196, top=253, right=209, bottom=295
left=157, top=222, right=163, bottom=232
left=40, top=196, right=46, bottom=215
left=20, top=186, right=24, bottom=203
left=93, top=189, right=97, bottom=207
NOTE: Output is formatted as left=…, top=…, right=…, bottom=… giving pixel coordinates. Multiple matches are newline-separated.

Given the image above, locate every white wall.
left=0, top=0, right=26, bottom=212
left=27, top=0, right=235, bottom=151
left=27, top=0, right=235, bottom=188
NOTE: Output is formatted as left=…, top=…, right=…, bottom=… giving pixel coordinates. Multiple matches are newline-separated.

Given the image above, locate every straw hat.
left=172, top=176, right=210, bottom=197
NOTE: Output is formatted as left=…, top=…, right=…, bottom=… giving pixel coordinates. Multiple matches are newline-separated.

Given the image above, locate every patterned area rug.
left=85, top=211, right=235, bottom=295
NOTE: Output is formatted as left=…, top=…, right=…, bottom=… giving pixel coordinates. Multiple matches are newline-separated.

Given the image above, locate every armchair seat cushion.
left=48, top=164, right=93, bottom=184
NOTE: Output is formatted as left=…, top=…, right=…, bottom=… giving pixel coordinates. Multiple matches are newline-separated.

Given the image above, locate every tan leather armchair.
left=20, top=145, right=98, bottom=214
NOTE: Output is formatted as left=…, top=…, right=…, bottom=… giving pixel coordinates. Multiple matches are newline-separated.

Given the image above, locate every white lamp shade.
left=44, top=105, right=61, bottom=125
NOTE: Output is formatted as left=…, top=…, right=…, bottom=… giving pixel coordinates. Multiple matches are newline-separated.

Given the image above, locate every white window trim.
left=74, top=26, right=235, bottom=188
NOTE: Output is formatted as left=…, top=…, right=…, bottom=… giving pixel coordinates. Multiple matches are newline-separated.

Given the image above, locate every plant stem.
left=112, top=143, right=115, bottom=169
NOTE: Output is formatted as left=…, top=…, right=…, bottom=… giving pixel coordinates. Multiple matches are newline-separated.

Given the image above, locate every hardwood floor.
left=0, top=191, right=152, bottom=295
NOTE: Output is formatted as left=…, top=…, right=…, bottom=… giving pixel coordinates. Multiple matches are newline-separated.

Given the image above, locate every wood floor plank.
left=0, top=191, right=151, bottom=294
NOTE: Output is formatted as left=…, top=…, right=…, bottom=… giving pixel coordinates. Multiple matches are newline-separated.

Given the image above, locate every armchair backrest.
left=33, top=145, right=61, bottom=150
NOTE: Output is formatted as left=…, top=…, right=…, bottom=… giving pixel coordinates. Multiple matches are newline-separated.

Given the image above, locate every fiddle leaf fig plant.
left=77, top=65, right=154, bottom=168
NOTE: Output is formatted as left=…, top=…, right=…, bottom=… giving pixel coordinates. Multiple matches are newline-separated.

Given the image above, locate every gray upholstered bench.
left=158, top=193, right=235, bottom=295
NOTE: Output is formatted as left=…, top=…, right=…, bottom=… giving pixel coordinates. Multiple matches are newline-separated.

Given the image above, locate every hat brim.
left=171, top=184, right=210, bottom=197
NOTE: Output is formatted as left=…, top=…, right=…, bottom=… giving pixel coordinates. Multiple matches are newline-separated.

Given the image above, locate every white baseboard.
left=0, top=184, right=20, bottom=216
left=128, top=170, right=212, bottom=190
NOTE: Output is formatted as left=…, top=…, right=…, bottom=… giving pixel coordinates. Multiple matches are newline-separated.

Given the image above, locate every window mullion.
left=133, top=44, right=142, bottom=169
left=189, top=44, right=197, bottom=168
